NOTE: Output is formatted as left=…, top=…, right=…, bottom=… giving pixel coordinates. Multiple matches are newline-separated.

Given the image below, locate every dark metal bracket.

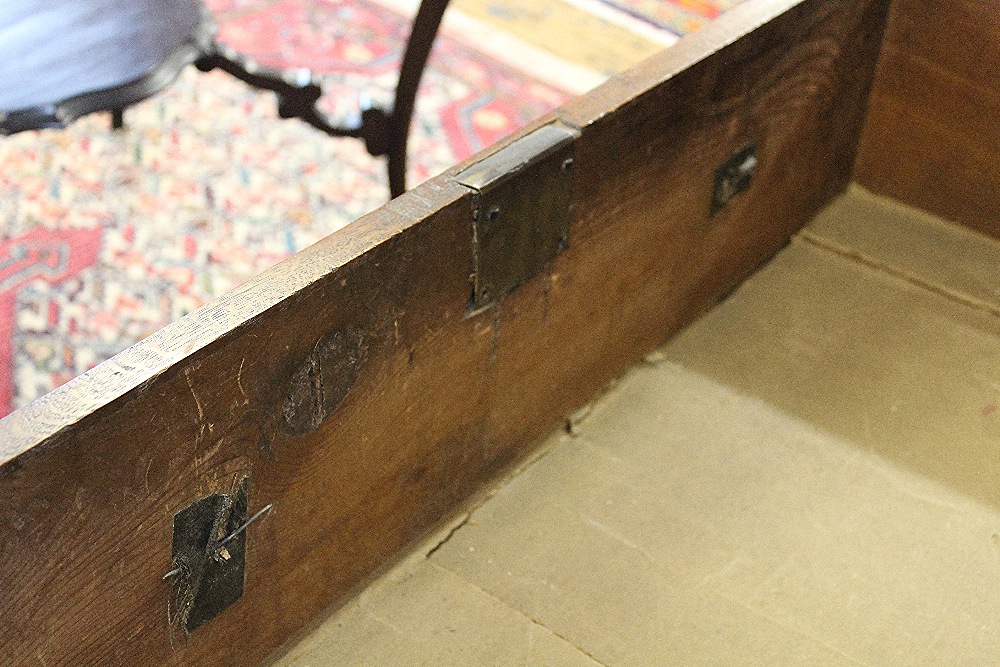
left=167, top=478, right=253, bottom=634
left=454, top=121, right=580, bottom=313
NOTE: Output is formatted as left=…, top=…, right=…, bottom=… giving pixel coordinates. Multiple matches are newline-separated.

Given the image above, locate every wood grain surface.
left=856, top=0, right=1000, bottom=236
left=0, top=0, right=889, bottom=664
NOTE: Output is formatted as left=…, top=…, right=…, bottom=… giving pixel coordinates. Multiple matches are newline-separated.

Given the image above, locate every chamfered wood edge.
left=0, top=180, right=469, bottom=463
left=0, top=0, right=890, bottom=664
left=0, top=0, right=809, bottom=464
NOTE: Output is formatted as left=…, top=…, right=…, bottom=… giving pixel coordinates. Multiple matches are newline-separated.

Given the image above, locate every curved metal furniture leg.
left=2, top=0, right=450, bottom=200
left=196, top=0, right=449, bottom=200
left=386, top=0, right=450, bottom=199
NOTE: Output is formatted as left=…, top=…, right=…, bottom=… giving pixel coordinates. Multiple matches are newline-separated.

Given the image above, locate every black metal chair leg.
left=386, top=0, right=450, bottom=199
left=195, top=0, right=450, bottom=200
left=387, top=145, right=407, bottom=201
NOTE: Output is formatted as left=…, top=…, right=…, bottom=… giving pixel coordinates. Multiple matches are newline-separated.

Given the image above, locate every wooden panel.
left=285, top=187, right=1000, bottom=665
left=0, top=182, right=491, bottom=666
left=0, top=0, right=889, bottom=664
left=856, top=0, right=1000, bottom=236
left=487, top=0, right=890, bottom=455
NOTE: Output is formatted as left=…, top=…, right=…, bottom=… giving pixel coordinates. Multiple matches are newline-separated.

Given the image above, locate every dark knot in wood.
left=283, top=329, right=368, bottom=435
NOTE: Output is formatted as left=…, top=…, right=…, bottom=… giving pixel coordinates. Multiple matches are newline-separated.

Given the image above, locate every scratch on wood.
left=201, top=439, right=224, bottom=464
left=488, top=305, right=501, bottom=365
left=185, top=368, right=207, bottom=442
left=541, top=275, right=551, bottom=323
left=236, top=358, right=248, bottom=403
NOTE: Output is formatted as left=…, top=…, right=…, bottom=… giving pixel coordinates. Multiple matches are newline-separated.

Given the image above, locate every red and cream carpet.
left=0, top=0, right=744, bottom=416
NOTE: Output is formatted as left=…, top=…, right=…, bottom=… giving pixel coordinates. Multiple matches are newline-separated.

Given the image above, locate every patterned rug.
left=0, top=0, right=740, bottom=417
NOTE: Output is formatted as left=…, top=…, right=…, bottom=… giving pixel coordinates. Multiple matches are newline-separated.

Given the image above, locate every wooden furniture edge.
left=0, top=0, right=806, bottom=466
left=0, top=180, right=464, bottom=462
left=0, top=0, right=890, bottom=664
left=855, top=0, right=1000, bottom=237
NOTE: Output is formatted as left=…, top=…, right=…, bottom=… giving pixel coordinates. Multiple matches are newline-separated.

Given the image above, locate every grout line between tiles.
left=422, top=428, right=572, bottom=559
left=796, top=229, right=1000, bottom=321
left=427, top=561, right=613, bottom=667
left=715, top=590, right=871, bottom=667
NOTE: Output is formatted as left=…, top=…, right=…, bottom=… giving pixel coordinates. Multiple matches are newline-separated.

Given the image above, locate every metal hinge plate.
left=454, top=121, right=579, bottom=312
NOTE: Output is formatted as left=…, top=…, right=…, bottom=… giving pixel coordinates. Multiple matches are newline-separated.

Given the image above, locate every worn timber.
left=0, top=0, right=890, bottom=664
left=856, top=0, right=1000, bottom=238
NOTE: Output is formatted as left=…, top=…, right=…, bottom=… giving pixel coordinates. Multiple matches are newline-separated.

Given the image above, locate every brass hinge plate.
left=454, top=121, right=580, bottom=312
